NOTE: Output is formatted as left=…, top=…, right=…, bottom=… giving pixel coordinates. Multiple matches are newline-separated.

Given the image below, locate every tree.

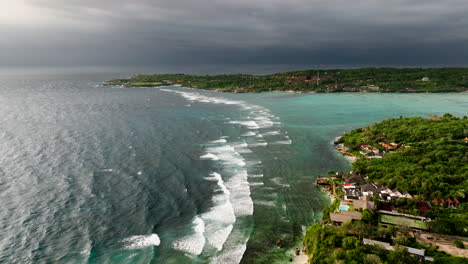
left=342, top=236, right=360, bottom=250
left=362, top=210, right=373, bottom=223
left=453, top=240, right=465, bottom=249
left=364, top=254, right=382, bottom=264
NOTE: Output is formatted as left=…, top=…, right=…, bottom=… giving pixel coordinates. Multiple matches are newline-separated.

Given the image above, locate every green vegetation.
left=303, top=222, right=468, bottom=264
left=302, top=114, right=468, bottom=263
left=337, top=114, right=467, bottom=236
left=105, top=68, right=468, bottom=92
left=304, top=223, right=421, bottom=264
left=453, top=240, right=465, bottom=249
left=337, top=114, right=468, bottom=199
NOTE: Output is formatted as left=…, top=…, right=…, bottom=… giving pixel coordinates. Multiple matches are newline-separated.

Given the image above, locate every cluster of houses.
left=359, top=142, right=399, bottom=159
left=342, top=174, right=413, bottom=202
left=317, top=173, right=440, bottom=262
left=318, top=172, right=419, bottom=225
left=360, top=84, right=381, bottom=91
left=280, top=75, right=331, bottom=85
left=318, top=171, right=462, bottom=229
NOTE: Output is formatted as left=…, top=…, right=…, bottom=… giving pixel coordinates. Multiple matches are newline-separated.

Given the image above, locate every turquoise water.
left=0, top=76, right=466, bottom=264
left=339, top=206, right=349, bottom=211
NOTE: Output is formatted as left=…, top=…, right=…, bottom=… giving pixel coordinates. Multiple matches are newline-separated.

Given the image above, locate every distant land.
left=105, top=67, right=468, bottom=93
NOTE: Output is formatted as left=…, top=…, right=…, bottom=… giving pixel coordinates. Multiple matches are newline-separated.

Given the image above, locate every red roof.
left=344, top=183, right=351, bottom=186
left=417, top=202, right=430, bottom=214
left=439, top=199, right=445, bottom=204
left=454, top=199, right=460, bottom=205
left=446, top=198, right=453, bottom=204
left=432, top=198, right=439, bottom=204
left=379, top=142, right=394, bottom=150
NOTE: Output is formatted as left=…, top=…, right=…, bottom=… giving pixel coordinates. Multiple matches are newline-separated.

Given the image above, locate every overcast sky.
left=1, top=0, right=468, bottom=69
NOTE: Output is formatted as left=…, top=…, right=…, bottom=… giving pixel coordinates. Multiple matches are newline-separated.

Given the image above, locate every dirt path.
left=291, top=251, right=308, bottom=264
left=415, top=232, right=468, bottom=258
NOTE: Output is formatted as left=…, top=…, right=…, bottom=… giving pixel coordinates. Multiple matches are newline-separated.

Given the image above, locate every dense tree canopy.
left=337, top=114, right=468, bottom=200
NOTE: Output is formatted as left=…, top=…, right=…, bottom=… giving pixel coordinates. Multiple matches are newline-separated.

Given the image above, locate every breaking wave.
left=161, top=88, right=291, bottom=263
left=122, top=234, right=161, bottom=250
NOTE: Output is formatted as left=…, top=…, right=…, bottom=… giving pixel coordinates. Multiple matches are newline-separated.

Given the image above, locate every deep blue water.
left=0, top=77, right=467, bottom=264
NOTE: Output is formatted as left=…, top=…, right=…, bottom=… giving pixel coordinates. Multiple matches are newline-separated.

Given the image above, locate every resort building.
left=361, top=183, right=379, bottom=196
left=330, top=211, right=363, bottom=223
left=379, top=142, right=394, bottom=150
left=353, top=199, right=376, bottom=211
left=345, top=174, right=366, bottom=185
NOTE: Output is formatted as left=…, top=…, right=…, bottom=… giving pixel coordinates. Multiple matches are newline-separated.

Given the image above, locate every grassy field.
left=380, top=214, right=428, bottom=230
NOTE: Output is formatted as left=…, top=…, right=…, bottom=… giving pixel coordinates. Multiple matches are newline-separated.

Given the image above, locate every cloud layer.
left=1, top=0, right=467, bottom=68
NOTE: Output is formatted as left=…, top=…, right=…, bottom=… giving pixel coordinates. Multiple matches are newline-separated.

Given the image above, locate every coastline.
left=292, top=137, right=353, bottom=263
left=334, top=140, right=359, bottom=163
left=103, top=83, right=468, bottom=94
left=103, top=67, right=468, bottom=93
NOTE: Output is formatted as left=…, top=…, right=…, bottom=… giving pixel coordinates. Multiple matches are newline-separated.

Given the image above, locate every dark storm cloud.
left=1, top=0, right=467, bottom=67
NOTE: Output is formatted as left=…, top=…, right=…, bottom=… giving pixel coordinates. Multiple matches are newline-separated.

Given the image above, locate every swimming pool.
left=339, top=205, right=349, bottom=211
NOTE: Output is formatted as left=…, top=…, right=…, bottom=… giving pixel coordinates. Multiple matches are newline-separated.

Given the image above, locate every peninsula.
left=105, top=68, right=468, bottom=93
left=303, top=114, right=467, bottom=263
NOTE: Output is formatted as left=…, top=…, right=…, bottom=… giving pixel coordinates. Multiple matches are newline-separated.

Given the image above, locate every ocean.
left=0, top=76, right=467, bottom=264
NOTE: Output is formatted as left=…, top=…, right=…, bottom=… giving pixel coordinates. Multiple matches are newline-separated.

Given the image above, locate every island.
left=301, top=114, right=467, bottom=263
left=105, top=68, right=468, bottom=93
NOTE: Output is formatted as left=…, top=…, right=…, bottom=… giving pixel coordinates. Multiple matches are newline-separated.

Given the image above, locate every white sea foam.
left=160, top=89, right=243, bottom=106
left=225, top=170, right=254, bottom=217
left=207, top=224, right=234, bottom=251
left=200, top=172, right=236, bottom=252
left=205, top=146, right=245, bottom=167
left=272, top=140, right=292, bottom=145
left=246, top=160, right=262, bottom=166
left=233, top=143, right=252, bottom=153
left=172, top=217, right=206, bottom=255
left=209, top=139, right=227, bottom=143
left=234, top=143, right=248, bottom=148
left=254, top=200, right=276, bottom=206
left=248, top=142, right=268, bottom=147
left=241, top=131, right=256, bottom=137
left=252, top=116, right=276, bottom=128
left=211, top=243, right=247, bottom=264
left=263, top=131, right=281, bottom=136
left=79, top=243, right=91, bottom=255
left=236, top=148, right=252, bottom=154
left=271, top=177, right=291, bottom=188
left=161, top=88, right=288, bottom=262
left=227, top=121, right=260, bottom=130
left=123, top=234, right=160, bottom=250
left=200, top=153, right=219, bottom=160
